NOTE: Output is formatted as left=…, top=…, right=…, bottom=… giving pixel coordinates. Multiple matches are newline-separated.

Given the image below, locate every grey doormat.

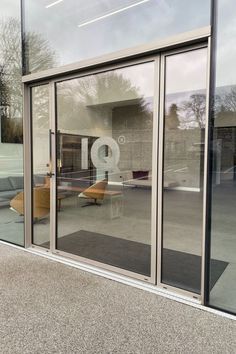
left=52, top=230, right=228, bottom=294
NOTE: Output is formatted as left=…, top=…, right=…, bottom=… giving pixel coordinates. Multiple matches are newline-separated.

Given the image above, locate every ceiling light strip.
left=78, top=0, right=150, bottom=28
left=46, top=0, right=63, bottom=9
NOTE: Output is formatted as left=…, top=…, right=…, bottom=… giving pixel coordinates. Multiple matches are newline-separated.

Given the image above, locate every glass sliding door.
left=31, top=84, right=51, bottom=248
left=55, top=61, right=156, bottom=279
left=160, top=47, right=208, bottom=294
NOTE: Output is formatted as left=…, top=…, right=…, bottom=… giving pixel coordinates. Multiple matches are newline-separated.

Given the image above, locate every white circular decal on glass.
left=118, top=135, right=125, bottom=145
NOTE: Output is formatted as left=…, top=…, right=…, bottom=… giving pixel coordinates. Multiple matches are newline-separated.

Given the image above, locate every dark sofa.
left=0, top=176, right=24, bottom=207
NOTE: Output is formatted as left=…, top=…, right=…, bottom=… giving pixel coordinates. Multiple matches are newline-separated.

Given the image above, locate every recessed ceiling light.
left=78, top=0, right=150, bottom=28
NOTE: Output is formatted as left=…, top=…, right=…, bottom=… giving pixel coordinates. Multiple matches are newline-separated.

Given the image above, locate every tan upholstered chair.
left=78, top=179, right=108, bottom=206
left=10, top=187, right=50, bottom=220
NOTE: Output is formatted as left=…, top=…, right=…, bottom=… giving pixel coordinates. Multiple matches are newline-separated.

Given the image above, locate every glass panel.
left=162, top=48, right=208, bottom=293
left=0, top=1, right=24, bottom=245
left=56, top=62, right=154, bottom=277
left=31, top=85, right=50, bottom=248
left=23, top=0, right=210, bottom=74
left=208, top=0, right=236, bottom=314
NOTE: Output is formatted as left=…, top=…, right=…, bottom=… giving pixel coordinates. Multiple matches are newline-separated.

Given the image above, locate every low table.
left=58, top=185, right=123, bottom=219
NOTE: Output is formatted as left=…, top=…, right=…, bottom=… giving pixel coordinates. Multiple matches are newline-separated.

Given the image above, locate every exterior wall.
left=4, top=0, right=233, bottom=315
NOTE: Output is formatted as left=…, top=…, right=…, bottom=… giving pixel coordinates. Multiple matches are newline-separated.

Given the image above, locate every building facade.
left=0, top=0, right=236, bottom=316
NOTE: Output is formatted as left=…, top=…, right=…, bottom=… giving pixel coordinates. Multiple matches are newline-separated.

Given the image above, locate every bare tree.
left=57, top=70, right=151, bottom=124
left=180, top=94, right=206, bottom=129
left=222, top=88, right=236, bottom=112
left=0, top=17, right=57, bottom=142
left=165, top=103, right=179, bottom=129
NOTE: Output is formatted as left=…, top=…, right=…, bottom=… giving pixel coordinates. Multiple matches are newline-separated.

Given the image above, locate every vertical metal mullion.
left=150, top=57, right=160, bottom=284
left=201, top=37, right=212, bottom=304
left=23, top=83, right=32, bottom=248
left=156, top=54, right=165, bottom=287
left=204, top=0, right=217, bottom=307
left=49, top=81, right=56, bottom=253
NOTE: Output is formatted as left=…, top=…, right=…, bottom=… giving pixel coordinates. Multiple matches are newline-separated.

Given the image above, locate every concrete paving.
left=0, top=243, right=235, bottom=354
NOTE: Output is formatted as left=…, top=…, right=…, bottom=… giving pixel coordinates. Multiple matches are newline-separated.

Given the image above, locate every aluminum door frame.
left=24, top=40, right=211, bottom=303
left=26, top=81, right=57, bottom=254
left=157, top=40, right=211, bottom=301
left=25, top=55, right=160, bottom=285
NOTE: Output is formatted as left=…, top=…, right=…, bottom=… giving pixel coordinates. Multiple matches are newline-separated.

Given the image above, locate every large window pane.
left=23, top=0, right=210, bottom=74
left=31, top=85, right=50, bottom=248
left=162, top=48, right=208, bottom=294
left=0, top=1, right=24, bottom=246
left=55, top=62, right=154, bottom=277
left=208, top=0, right=236, bottom=314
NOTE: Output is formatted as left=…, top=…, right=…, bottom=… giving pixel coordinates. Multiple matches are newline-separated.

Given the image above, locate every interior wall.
left=0, top=143, right=23, bottom=177
left=112, top=104, right=152, bottom=173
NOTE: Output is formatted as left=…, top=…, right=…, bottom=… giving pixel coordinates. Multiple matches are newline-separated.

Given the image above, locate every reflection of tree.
left=0, top=18, right=22, bottom=126
left=26, top=32, right=57, bottom=74
left=62, top=71, right=146, bottom=104
left=221, top=88, right=236, bottom=112
left=180, top=94, right=206, bottom=129
left=57, top=70, right=153, bottom=172
left=58, top=70, right=151, bottom=125
left=32, top=86, right=49, bottom=129
left=212, top=88, right=236, bottom=125
left=0, top=17, right=56, bottom=142
left=165, top=103, right=179, bottom=129
left=87, top=72, right=144, bottom=106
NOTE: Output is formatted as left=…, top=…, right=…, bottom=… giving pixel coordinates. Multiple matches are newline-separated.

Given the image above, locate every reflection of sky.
left=0, top=0, right=20, bottom=18
left=165, top=49, right=207, bottom=130
left=165, top=48, right=207, bottom=94
left=216, top=0, right=236, bottom=87
left=58, top=61, right=154, bottom=104
left=24, top=0, right=210, bottom=72
left=115, top=62, right=154, bottom=98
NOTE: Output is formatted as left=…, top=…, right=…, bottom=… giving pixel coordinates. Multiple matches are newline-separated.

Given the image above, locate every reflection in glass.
left=208, top=0, right=236, bottom=314
left=31, top=85, right=50, bottom=248
left=0, top=3, right=24, bottom=245
left=162, top=49, right=207, bottom=293
left=23, top=0, right=210, bottom=73
left=55, top=62, right=154, bottom=276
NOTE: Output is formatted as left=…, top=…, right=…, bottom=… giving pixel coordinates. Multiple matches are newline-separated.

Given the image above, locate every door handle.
left=47, top=172, right=55, bottom=177
left=49, top=129, right=55, bottom=178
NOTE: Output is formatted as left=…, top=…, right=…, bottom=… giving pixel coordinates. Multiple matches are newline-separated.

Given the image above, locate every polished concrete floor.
left=0, top=243, right=235, bottom=354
